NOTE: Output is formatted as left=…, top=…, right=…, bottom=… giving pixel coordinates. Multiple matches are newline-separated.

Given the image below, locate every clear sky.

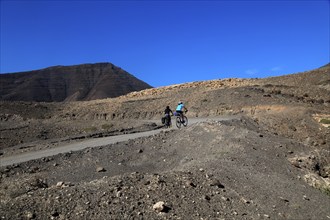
left=1, top=0, right=329, bottom=87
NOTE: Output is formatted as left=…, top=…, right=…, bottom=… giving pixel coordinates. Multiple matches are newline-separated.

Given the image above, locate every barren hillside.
left=0, top=65, right=329, bottom=219
left=0, top=63, right=152, bottom=102
left=3, top=65, right=328, bottom=147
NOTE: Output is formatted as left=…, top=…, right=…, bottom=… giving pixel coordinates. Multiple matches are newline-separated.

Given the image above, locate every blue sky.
left=1, top=0, right=329, bottom=87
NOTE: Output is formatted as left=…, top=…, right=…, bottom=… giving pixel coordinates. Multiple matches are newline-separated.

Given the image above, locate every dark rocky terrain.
left=0, top=64, right=329, bottom=219
left=0, top=63, right=152, bottom=102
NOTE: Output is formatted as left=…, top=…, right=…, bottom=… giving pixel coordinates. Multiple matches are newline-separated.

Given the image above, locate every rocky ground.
left=0, top=66, right=329, bottom=219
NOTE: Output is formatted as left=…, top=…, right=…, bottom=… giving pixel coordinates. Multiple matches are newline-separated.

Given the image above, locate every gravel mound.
left=1, top=117, right=329, bottom=219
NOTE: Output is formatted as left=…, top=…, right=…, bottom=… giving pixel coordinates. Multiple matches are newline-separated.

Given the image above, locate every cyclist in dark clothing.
left=164, top=106, right=173, bottom=115
left=163, top=106, right=173, bottom=127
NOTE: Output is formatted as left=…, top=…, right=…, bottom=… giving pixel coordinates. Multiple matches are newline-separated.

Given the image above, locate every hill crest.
left=0, top=62, right=152, bottom=102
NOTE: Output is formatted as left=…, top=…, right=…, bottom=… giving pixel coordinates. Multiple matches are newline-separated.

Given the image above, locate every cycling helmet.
left=178, top=101, right=183, bottom=104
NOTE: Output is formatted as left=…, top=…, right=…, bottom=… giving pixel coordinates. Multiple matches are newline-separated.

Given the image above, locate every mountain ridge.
left=0, top=62, right=152, bottom=102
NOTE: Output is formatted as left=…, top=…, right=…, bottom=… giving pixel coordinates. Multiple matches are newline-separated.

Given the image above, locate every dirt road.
left=0, top=117, right=233, bottom=167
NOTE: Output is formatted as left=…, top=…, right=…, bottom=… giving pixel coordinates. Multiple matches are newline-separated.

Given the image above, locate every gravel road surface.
left=0, top=117, right=233, bottom=167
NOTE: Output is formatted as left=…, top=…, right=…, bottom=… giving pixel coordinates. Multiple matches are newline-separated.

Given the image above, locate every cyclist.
left=175, top=101, right=188, bottom=122
left=163, top=106, right=173, bottom=127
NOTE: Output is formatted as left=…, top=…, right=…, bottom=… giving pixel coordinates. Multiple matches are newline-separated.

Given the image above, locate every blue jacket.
left=176, top=103, right=184, bottom=111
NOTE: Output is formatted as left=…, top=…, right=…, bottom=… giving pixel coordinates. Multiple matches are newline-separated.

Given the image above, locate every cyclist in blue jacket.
left=175, top=101, right=188, bottom=122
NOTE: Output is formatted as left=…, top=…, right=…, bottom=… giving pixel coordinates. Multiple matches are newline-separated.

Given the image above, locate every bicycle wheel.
left=176, top=117, right=182, bottom=128
left=164, top=117, right=168, bottom=128
left=182, top=116, right=188, bottom=127
left=165, top=117, right=171, bottom=128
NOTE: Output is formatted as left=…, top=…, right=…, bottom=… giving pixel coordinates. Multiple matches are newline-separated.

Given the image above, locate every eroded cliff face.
left=0, top=62, right=152, bottom=102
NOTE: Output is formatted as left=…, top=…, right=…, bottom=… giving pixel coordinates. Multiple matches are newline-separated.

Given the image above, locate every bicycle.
left=175, top=112, right=188, bottom=128
left=161, top=114, right=172, bottom=128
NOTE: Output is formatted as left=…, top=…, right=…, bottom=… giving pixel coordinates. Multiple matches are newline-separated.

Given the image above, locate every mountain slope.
left=0, top=63, right=152, bottom=102
left=0, top=65, right=329, bottom=219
